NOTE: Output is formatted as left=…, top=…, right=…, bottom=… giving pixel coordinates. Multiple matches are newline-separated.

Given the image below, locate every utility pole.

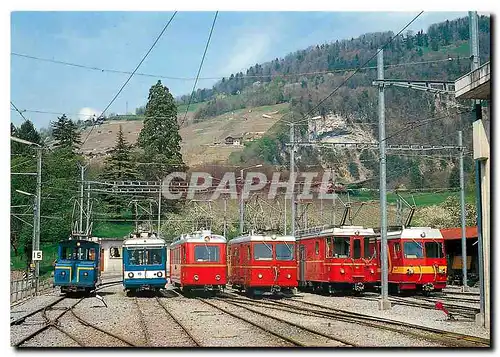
left=34, top=147, right=42, bottom=294
left=158, top=180, right=162, bottom=235
left=377, top=49, right=391, bottom=310
left=223, top=197, right=227, bottom=237
left=284, top=196, right=287, bottom=235
left=458, top=130, right=467, bottom=290
left=78, top=164, right=88, bottom=238
left=85, top=182, right=91, bottom=237
left=469, top=10, right=487, bottom=327
left=239, top=168, right=244, bottom=234
left=290, top=123, right=296, bottom=237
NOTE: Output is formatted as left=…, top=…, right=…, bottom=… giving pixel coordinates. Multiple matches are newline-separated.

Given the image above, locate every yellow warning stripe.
left=76, top=266, right=94, bottom=282
left=391, top=266, right=447, bottom=274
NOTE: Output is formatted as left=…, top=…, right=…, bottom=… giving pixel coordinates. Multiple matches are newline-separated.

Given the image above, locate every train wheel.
left=126, top=289, right=136, bottom=297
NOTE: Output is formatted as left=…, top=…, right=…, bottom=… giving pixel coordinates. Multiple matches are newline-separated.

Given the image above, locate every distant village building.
left=224, top=136, right=243, bottom=146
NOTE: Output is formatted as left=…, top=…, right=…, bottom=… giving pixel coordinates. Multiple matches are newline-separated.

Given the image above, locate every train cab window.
left=194, top=245, right=220, bottom=262
left=253, top=243, right=273, bottom=260
left=353, top=239, right=361, bottom=259
left=425, top=242, right=443, bottom=258
left=109, top=247, right=121, bottom=259
left=363, top=239, right=372, bottom=258
left=148, top=249, right=163, bottom=265
left=326, top=237, right=333, bottom=258
left=276, top=243, right=294, bottom=261
left=333, top=238, right=350, bottom=258
left=315, top=241, right=320, bottom=255
left=403, top=241, right=424, bottom=258
left=247, top=246, right=251, bottom=261
left=89, top=248, right=96, bottom=261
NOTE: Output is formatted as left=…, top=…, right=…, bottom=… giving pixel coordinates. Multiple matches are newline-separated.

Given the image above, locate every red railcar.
left=169, top=230, right=227, bottom=293
left=228, top=232, right=297, bottom=296
left=295, top=225, right=379, bottom=294
left=374, top=227, right=447, bottom=294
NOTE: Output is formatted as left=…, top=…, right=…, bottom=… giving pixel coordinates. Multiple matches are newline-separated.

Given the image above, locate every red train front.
left=375, top=227, right=447, bottom=294
left=228, top=232, right=297, bottom=297
left=295, top=225, right=379, bottom=294
left=169, top=230, right=227, bottom=293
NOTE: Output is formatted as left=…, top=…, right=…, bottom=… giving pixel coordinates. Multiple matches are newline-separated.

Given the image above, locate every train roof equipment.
left=228, top=231, right=295, bottom=245
left=170, top=229, right=226, bottom=247
left=295, top=225, right=376, bottom=240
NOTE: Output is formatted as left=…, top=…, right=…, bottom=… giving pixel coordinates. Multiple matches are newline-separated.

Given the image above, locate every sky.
left=10, top=11, right=470, bottom=129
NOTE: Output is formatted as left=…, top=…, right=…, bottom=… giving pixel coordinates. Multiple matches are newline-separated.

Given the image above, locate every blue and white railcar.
left=122, top=233, right=167, bottom=294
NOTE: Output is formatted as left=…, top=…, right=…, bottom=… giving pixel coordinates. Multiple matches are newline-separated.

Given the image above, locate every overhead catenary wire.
left=11, top=51, right=467, bottom=81
left=81, top=11, right=178, bottom=146
left=181, top=11, right=218, bottom=126
left=11, top=101, right=30, bottom=122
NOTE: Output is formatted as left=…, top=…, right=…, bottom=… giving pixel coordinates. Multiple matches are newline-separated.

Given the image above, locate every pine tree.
left=102, top=126, right=138, bottom=180
left=138, top=80, right=186, bottom=179
left=449, top=166, right=460, bottom=189
left=51, top=114, right=82, bottom=151
left=11, top=120, right=41, bottom=155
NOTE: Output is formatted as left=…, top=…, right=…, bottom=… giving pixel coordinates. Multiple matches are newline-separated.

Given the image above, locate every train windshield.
left=333, top=238, right=350, bottom=258
left=194, top=245, right=220, bottom=262
left=425, top=242, right=444, bottom=258
left=254, top=243, right=273, bottom=260
left=403, top=241, right=424, bottom=258
left=61, top=246, right=96, bottom=261
left=276, top=243, right=294, bottom=261
left=127, top=248, right=164, bottom=265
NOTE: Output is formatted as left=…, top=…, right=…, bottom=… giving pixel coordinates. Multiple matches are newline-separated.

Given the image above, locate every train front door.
left=100, top=248, right=105, bottom=272
left=298, top=245, right=306, bottom=285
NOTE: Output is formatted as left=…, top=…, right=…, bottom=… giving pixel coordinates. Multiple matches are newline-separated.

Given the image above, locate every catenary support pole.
left=469, top=10, right=487, bottom=327
left=34, top=147, right=42, bottom=294
left=290, top=123, right=296, bottom=237
left=458, top=130, right=468, bottom=290
left=377, top=49, right=391, bottom=310
left=158, top=180, right=162, bottom=236
left=239, top=169, right=244, bottom=234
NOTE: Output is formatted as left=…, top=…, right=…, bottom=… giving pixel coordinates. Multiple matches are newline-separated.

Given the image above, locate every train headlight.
left=287, top=274, right=291, bottom=279
left=215, top=275, right=221, bottom=281
left=61, top=271, right=66, bottom=276
left=258, top=273, right=263, bottom=279
left=194, top=275, right=199, bottom=281
left=128, top=272, right=134, bottom=278
left=407, top=268, right=414, bottom=275
left=157, top=271, right=163, bottom=278
left=340, top=268, right=345, bottom=274
left=370, top=269, right=374, bottom=274
left=83, top=272, right=88, bottom=277
left=439, top=268, right=446, bottom=275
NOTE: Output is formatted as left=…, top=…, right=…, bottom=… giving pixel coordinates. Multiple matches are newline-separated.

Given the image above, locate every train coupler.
left=271, top=285, right=281, bottom=294
left=353, top=282, right=365, bottom=292
left=422, top=283, right=435, bottom=292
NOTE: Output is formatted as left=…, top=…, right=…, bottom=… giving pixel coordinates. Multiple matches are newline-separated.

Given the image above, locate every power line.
left=82, top=11, right=177, bottom=146
left=181, top=11, right=218, bottom=126
left=10, top=101, right=29, bottom=122
left=11, top=51, right=467, bottom=81
left=285, top=11, right=425, bottom=126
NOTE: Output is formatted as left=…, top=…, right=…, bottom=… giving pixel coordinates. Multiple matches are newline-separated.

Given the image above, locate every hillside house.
left=225, top=136, right=243, bottom=146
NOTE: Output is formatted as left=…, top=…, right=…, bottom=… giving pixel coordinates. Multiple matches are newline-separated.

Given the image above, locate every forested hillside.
left=173, top=15, right=490, bottom=189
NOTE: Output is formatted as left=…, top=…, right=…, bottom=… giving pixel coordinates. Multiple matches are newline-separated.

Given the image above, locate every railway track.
left=198, top=296, right=354, bottom=347
left=282, top=297, right=489, bottom=347
left=13, top=281, right=128, bottom=347
left=133, top=297, right=151, bottom=346
left=155, top=291, right=202, bottom=346
left=219, top=291, right=488, bottom=347
left=348, top=295, right=478, bottom=319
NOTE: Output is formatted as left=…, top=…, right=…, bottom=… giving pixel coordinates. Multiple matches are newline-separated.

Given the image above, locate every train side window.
left=333, top=238, right=350, bottom=258
left=394, top=243, right=401, bottom=259
left=247, top=246, right=251, bottom=261
left=363, top=239, right=371, bottom=258
left=326, top=237, right=333, bottom=258
left=315, top=241, right=319, bottom=255
left=425, top=242, right=443, bottom=258
left=353, top=239, right=361, bottom=259
left=110, top=247, right=121, bottom=259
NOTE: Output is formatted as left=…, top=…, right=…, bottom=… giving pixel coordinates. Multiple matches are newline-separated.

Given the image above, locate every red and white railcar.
left=169, top=230, right=227, bottom=293
left=228, top=232, right=297, bottom=296
left=295, top=225, right=379, bottom=294
left=375, top=227, right=447, bottom=294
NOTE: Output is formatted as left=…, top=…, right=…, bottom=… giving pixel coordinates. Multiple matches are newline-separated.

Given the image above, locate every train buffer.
left=435, top=301, right=455, bottom=320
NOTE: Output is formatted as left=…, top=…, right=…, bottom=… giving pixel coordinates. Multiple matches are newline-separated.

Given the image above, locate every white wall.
left=100, top=240, right=123, bottom=273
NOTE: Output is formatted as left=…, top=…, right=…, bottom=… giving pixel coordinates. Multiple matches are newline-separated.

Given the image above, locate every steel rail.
left=155, top=295, right=201, bottom=347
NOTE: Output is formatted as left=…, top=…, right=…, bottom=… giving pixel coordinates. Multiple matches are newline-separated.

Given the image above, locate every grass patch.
left=93, top=221, right=134, bottom=238
left=11, top=243, right=59, bottom=278
left=349, top=190, right=476, bottom=207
